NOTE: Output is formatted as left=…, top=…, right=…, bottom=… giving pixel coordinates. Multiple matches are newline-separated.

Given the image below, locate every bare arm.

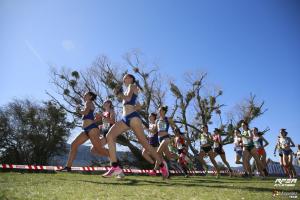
left=262, top=136, right=269, bottom=148
left=78, top=102, right=93, bottom=116
left=274, top=139, right=279, bottom=154
left=217, top=134, right=223, bottom=145
left=106, top=110, right=116, bottom=124
left=289, top=137, right=295, bottom=148
left=115, top=84, right=137, bottom=102
left=94, top=112, right=103, bottom=124
left=174, top=137, right=179, bottom=147
left=134, top=101, right=142, bottom=111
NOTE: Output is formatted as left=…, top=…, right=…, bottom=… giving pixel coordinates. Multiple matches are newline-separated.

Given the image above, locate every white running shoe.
left=102, top=166, right=123, bottom=178
left=116, top=172, right=125, bottom=180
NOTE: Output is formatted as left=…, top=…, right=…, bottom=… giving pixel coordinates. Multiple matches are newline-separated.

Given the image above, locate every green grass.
left=0, top=172, right=299, bottom=200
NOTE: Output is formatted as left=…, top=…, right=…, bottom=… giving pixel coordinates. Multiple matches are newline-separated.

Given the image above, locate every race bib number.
left=242, top=137, right=251, bottom=145
left=102, top=122, right=110, bottom=130
left=213, top=142, right=219, bottom=148
left=242, top=131, right=251, bottom=145
left=200, top=136, right=208, bottom=145
left=279, top=138, right=288, bottom=148
left=158, top=121, right=167, bottom=131
left=177, top=143, right=183, bottom=149
left=253, top=140, right=262, bottom=148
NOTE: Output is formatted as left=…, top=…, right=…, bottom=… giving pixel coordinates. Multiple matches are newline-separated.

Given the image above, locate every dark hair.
left=202, top=124, right=208, bottom=129
left=280, top=128, right=288, bottom=136
left=280, top=128, right=286, bottom=132
left=174, top=127, right=180, bottom=134
left=104, top=99, right=113, bottom=109
left=234, top=129, right=241, bottom=133
left=160, top=105, right=168, bottom=113
left=214, top=128, right=220, bottom=133
left=126, top=74, right=144, bottom=92
left=87, top=91, right=97, bottom=101
left=174, top=128, right=184, bottom=135
left=253, top=127, right=263, bottom=136
left=149, top=112, right=157, bottom=120
left=241, top=121, right=248, bottom=128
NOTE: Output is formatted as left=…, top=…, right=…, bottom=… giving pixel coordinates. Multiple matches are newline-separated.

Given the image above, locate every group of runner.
left=58, top=73, right=299, bottom=179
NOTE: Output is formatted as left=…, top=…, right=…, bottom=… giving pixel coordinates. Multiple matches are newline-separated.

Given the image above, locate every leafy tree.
left=0, top=99, right=74, bottom=165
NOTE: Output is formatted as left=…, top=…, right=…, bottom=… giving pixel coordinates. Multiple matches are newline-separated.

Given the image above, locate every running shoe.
left=102, top=166, right=123, bottom=178
left=160, top=160, right=169, bottom=179
left=116, top=172, right=125, bottom=180
left=57, top=166, right=71, bottom=172
left=148, top=169, right=157, bottom=176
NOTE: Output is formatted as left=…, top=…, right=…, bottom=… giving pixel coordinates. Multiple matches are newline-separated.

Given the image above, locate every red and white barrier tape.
left=0, top=164, right=245, bottom=174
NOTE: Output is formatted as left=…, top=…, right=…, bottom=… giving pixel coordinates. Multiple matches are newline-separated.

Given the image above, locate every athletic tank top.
left=149, top=123, right=157, bottom=134
left=234, top=136, right=243, bottom=151
left=102, top=111, right=112, bottom=130
left=200, top=132, right=211, bottom=146
left=176, top=137, right=185, bottom=149
left=253, top=136, right=263, bottom=149
left=241, top=130, right=252, bottom=146
left=296, top=150, right=300, bottom=159
left=279, top=137, right=291, bottom=149
left=212, top=134, right=221, bottom=148
left=157, top=117, right=169, bottom=132
left=123, top=93, right=138, bottom=106
left=82, top=110, right=95, bottom=120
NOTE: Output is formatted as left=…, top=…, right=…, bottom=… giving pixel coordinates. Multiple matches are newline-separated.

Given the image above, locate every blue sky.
left=1, top=0, right=299, bottom=166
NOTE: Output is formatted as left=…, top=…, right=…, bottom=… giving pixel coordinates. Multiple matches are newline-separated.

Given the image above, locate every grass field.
left=0, top=172, right=299, bottom=200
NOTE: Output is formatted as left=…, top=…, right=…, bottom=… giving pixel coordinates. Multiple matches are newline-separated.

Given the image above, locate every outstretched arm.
left=289, top=137, right=295, bottom=148
left=106, top=110, right=116, bottom=124
left=114, top=84, right=136, bottom=102
left=262, top=136, right=269, bottom=148
left=77, top=101, right=92, bottom=116
left=134, top=101, right=142, bottom=111
left=273, top=140, right=279, bottom=155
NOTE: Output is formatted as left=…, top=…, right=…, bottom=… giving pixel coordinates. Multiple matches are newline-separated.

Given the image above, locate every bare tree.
left=47, top=52, right=268, bottom=168
left=222, top=93, right=268, bottom=144
left=169, top=72, right=225, bottom=160
left=47, top=52, right=168, bottom=168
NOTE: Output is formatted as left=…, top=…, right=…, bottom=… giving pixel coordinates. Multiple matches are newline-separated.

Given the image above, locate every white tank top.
left=241, top=130, right=252, bottom=145
left=200, top=132, right=210, bottom=145
left=234, top=136, right=242, bottom=151
left=279, top=137, right=290, bottom=149
left=296, top=150, right=300, bottom=158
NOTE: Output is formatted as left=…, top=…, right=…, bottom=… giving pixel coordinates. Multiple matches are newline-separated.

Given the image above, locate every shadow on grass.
left=55, top=176, right=300, bottom=194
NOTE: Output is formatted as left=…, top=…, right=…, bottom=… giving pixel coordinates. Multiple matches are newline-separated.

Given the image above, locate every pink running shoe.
left=148, top=169, right=157, bottom=176
left=102, top=166, right=123, bottom=178
left=160, top=160, right=169, bottom=179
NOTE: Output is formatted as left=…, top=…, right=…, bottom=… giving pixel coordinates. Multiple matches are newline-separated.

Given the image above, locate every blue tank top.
left=82, top=110, right=95, bottom=120
left=157, top=117, right=170, bottom=132
left=123, top=93, right=138, bottom=106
